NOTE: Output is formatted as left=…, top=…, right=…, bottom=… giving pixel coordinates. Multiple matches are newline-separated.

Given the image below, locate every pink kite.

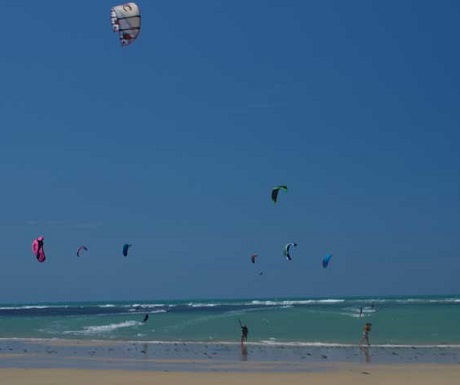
left=32, top=236, right=46, bottom=262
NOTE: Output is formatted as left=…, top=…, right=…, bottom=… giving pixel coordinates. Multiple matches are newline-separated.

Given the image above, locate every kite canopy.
left=283, top=242, right=297, bottom=261
left=110, top=3, right=141, bottom=47
left=250, top=254, right=258, bottom=264
left=77, top=245, right=88, bottom=257
left=32, top=236, right=46, bottom=263
left=322, top=253, right=333, bottom=268
left=123, top=243, right=132, bottom=257
left=271, top=185, right=288, bottom=203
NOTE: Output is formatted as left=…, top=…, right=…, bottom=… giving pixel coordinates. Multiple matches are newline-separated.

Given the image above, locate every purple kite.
left=32, top=236, right=46, bottom=263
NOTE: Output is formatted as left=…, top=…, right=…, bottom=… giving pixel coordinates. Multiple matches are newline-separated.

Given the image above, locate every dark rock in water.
left=321, top=355, right=328, bottom=359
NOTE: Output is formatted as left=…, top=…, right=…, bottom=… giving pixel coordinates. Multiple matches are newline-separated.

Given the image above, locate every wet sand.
left=1, top=339, right=460, bottom=384
left=1, top=338, right=460, bottom=371
left=1, top=364, right=460, bottom=385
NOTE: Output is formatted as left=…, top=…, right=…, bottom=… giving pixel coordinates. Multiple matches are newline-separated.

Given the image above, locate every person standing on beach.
left=359, top=322, right=372, bottom=346
left=241, top=324, right=248, bottom=343
left=239, top=319, right=248, bottom=344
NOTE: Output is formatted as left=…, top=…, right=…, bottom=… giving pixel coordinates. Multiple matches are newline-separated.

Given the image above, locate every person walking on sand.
left=359, top=322, right=372, bottom=346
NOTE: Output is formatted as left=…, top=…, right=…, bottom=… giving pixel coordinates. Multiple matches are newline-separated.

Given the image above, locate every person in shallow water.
left=359, top=322, right=372, bottom=346
left=240, top=323, right=248, bottom=344
left=142, top=313, right=149, bottom=323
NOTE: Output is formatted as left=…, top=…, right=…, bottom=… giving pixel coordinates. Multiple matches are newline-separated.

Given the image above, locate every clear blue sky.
left=1, top=0, right=459, bottom=303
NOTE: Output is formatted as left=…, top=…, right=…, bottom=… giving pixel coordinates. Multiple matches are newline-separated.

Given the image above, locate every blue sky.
left=1, top=0, right=459, bottom=303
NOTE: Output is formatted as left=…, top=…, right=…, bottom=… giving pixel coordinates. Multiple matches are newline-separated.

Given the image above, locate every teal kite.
left=283, top=242, right=297, bottom=261
left=271, top=186, right=288, bottom=203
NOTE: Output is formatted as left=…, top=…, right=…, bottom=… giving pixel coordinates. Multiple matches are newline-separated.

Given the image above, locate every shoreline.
left=0, top=338, right=459, bottom=372
left=3, top=337, right=460, bottom=348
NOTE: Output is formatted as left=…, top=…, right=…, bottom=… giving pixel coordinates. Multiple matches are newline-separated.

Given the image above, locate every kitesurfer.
left=240, top=323, right=248, bottom=344
left=359, top=323, right=372, bottom=346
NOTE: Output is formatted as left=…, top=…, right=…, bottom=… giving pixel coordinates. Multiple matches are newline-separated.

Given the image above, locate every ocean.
left=1, top=295, right=459, bottom=346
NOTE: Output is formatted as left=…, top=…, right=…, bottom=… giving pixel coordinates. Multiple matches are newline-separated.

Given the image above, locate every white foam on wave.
left=2, top=337, right=460, bottom=350
left=0, top=305, right=69, bottom=310
left=347, top=297, right=460, bottom=305
left=64, top=321, right=142, bottom=336
left=250, top=299, right=345, bottom=306
left=340, top=306, right=377, bottom=318
left=258, top=340, right=460, bottom=348
left=148, top=310, right=167, bottom=314
left=187, top=303, right=217, bottom=308
left=129, top=303, right=167, bottom=309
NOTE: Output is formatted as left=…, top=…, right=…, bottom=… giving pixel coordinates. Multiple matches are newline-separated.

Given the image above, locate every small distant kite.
left=271, top=185, right=288, bottom=203
left=283, top=242, right=297, bottom=261
left=250, top=254, right=258, bottom=264
left=110, top=3, right=141, bottom=47
left=32, top=236, right=46, bottom=263
left=322, top=253, right=333, bottom=268
left=123, top=243, right=132, bottom=257
left=77, top=245, right=88, bottom=257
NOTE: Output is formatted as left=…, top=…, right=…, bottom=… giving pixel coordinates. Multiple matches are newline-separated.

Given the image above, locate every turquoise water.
left=1, top=295, right=460, bottom=346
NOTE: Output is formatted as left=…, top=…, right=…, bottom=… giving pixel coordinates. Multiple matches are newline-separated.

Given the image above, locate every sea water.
left=1, top=295, right=460, bottom=347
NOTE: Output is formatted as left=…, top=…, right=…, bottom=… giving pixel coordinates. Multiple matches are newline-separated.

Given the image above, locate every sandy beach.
left=1, top=364, right=460, bottom=385
left=1, top=340, right=460, bottom=384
